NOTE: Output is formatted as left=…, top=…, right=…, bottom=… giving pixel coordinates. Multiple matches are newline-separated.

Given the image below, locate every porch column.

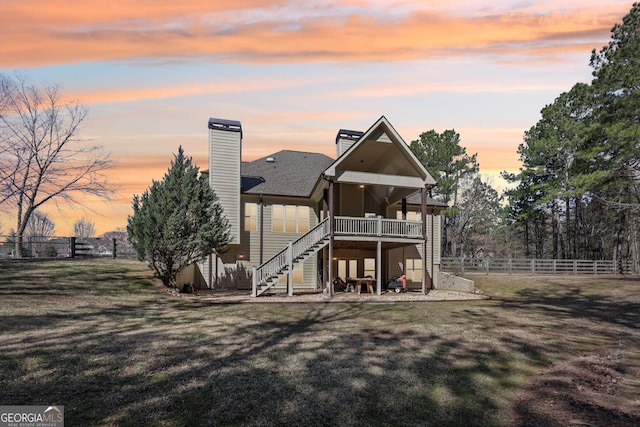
left=259, top=195, right=264, bottom=264
left=376, top=240, right=382, bottom=295
left=328, top=180, right=334, bottom=296
left=421, top=187, right=428, bottom=295
left=252, top=266, right=257, bottom=297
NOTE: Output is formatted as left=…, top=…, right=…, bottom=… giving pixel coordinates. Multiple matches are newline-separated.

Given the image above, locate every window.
left=273, top=205, right=284, bottom=232
left=244, top=203, right=257, bottom=231
left=285, top=205, right=298, bottom=232
left=337, top=260, right=347, bottom=280
left=337, top=259, right=358, bottom=279
left=364, top=258, right=375, bottom=277
left=405, top=258, right=423, bottom=282
left=349, top=259, right=358, bottom=278
left=298, top=206, right=309, bottom=233
left=397, top=211, right=421, bottom=221
left=272, top=204, right=310, bottom=233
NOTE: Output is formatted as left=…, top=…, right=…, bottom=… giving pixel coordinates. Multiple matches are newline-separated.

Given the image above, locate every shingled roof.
left=406, top=192, right=449, bottom=208
left=241, top=150, right=334, bottom=197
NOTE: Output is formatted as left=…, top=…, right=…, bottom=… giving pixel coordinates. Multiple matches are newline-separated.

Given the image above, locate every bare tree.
left=18, top=210, right=56, bottom=257
left=25, top=210, right=56, bottom=238
left=102, top=227, right=127, bottom=241
left=0, top=73, right=114, bottom=257
left=73, top=217, right=95, bottom=238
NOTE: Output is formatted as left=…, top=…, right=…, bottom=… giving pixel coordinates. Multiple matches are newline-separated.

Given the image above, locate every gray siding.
left=209, top=128, right=241, bottom=245
left=221, top=199, right=320, bottom=291
left=260, top=201, right=319, bottom=290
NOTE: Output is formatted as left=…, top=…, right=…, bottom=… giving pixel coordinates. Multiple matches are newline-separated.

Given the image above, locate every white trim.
left=334, top=170, right=426, bottom=188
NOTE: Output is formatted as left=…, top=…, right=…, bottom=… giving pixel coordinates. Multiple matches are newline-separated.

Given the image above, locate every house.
left=189, top=115, right=467, bottom=296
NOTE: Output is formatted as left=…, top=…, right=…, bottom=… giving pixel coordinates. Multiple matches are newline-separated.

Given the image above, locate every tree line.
left=502, top=2, right=640, bottom=266
left=410, top=3, right=640, bottom=267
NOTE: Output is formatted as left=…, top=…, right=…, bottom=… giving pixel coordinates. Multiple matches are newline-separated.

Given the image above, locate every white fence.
left=441, top=257, right=637, bottom=274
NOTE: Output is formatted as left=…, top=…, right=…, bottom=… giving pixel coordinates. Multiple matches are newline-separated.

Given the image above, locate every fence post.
left=112, top=238, right=117, bottom=258
left=69, top=237, right=76, bottom=258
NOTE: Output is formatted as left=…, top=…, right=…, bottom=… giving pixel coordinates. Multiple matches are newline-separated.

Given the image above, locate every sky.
left=0, top=0, right=634, bottom=236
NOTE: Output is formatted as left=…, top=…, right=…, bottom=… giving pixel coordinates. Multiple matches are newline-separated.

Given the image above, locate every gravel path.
left=186, top=289, right=488, bottom=303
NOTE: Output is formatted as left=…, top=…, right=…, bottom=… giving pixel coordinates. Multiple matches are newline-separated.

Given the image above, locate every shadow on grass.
left=462, top=278, right=640, bottom=426
left=1, top=261, right=639, bottom=426
left=0, top=304, right=515, bottom=425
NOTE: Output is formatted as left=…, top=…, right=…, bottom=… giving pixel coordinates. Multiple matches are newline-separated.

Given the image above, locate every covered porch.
left=320, top=116, right=438, bottom=297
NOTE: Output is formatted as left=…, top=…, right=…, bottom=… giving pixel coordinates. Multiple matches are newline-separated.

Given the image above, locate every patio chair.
left=332, top=277, right=350, bottom=292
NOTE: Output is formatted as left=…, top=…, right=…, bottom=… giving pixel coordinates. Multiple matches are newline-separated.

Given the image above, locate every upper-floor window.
left=244, top=203, right=258, bottom=231
left=272, top=204, right=310, bottom=233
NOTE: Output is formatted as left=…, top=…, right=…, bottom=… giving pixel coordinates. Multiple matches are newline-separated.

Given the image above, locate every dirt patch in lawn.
left=514, top=344, right=640, bottom=426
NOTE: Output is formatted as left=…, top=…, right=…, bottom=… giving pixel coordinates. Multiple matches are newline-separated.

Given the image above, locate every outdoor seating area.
left=332, top=275, right=412, bottom=295
left=347, top=277, right=376, bottom=294
left=333, top=277, right=376, bottom=294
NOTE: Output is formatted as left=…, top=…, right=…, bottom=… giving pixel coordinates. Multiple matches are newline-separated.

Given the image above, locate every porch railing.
left=334, top=216, right=422, bottom=239
left=252, top=218, right=330, bottom=296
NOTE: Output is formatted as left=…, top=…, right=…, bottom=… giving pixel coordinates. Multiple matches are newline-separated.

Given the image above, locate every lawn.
left=1, top=259, right=639, bottom=426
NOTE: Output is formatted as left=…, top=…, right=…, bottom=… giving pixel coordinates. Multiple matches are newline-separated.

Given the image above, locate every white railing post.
left=287, top=241, right=293, bottom=297
left=377, top=216, right=382, bottom=237
left=252, top=267, right=257, bottom=297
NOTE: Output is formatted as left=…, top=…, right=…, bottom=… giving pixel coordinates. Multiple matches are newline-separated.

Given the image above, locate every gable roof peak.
left=324, top=115, right=436, bottom=187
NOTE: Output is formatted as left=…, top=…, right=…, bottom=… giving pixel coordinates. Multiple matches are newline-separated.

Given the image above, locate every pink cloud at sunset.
left=0, top=0, right=634, bottom=235
left=0, top=1, right=626, bottom=67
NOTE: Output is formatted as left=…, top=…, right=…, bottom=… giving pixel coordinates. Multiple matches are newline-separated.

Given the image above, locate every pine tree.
left=579, top=2, right=640, bottom=195
left=127, top=147, right=230, bottom=288
left=504, top=3, right=640, bottom=262
left=410, top=129, right=479, bottom=256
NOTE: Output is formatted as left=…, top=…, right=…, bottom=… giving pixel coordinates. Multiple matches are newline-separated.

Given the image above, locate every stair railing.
left=252, top=217, right=330, bottom=296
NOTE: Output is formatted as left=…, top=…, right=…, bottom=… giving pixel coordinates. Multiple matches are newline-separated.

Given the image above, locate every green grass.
left=1, top=259, right=639, bottom=426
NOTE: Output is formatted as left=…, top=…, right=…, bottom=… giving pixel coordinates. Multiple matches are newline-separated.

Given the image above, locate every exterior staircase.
left=252, top=217, right=330, bottom=296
